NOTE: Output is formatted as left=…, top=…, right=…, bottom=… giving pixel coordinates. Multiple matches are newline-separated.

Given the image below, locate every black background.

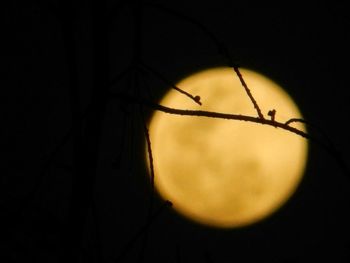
left=3, top=1, right=350, bottom=262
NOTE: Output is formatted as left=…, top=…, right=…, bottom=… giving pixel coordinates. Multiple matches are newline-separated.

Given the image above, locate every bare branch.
left=143, top=117, right=155, bottom=193
left=110, top=91, right=350, bottom=178
left=285, top=118, right=307, bottom=126
left=285, top=118, right=333, bottom=147
left=233, top=66, right=265, bottom=119
left=138, top=101, right=156, bottom=214
left=111, top=91, right=307, bottom=138
left=285, top=117, right=349, bottom=176
left=143, top=3, right=265, bottom=119
left=139, top=63, right=202, bottom=105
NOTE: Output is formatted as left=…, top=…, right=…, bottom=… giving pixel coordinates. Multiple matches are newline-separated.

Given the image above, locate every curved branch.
left=286, top=118, right=334, bottom=148
left=110, top=91, right=350, bottom=178
left=285, top=117, right=348, bottom=176
left=285, top=118, right=306, bottom=126
left=142, top=111, right=155, bottom=193
left=111, top=91, right=308, bottom=138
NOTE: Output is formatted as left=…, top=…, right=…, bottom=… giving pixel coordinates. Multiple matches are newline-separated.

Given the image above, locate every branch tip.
left=139, top=63, right=202, bottom=106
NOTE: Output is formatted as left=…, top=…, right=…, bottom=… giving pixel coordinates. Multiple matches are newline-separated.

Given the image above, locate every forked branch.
left=111, top=91, right=308, bottom=137
left=144, top=2, right=263, bottom=118
left=111, top=91, right=350, bottom=178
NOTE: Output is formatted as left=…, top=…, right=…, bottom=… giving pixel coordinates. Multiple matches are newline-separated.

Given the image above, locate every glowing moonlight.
left=147, top=67, right=308, bottom=228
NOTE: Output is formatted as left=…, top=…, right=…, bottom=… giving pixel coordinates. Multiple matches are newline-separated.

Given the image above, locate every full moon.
left=147, top=67, right=308, bottom=228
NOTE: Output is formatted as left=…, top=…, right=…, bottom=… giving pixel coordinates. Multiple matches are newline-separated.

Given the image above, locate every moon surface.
left=147, top=67, right=308, bottom=228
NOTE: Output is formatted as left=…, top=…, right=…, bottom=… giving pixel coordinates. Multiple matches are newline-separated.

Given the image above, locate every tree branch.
left=111, top=91, right=308, bottom=138
left=110, top=91, right=350, bottom=178
left=143, top=3, right=263, bottom=118
left=139, top=62, right=202, bottom=105
left=232, top=66, right=264, bottom=119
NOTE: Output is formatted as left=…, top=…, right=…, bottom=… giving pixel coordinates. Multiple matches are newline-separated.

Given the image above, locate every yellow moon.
left=147, top=67, right=308, bottom=228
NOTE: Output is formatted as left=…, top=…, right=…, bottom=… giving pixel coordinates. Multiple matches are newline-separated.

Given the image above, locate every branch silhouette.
left=17, top=1, right=348, bottom=262
left=110, top=90, right=350, bottom=178
left=111, top=91, right=308, bottom=137
left=139, top=62, right=202, bottom=105
left=143, top=2, right=264, bottom=117
left=232, top=66, right=265, bottom=119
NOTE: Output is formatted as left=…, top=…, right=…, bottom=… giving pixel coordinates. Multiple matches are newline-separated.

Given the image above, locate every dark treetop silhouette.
left=3, top=0, right=350, bottom=262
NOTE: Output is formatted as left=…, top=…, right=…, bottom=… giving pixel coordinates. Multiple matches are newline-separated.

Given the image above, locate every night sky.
left=3, top=1, right=350, bottom=262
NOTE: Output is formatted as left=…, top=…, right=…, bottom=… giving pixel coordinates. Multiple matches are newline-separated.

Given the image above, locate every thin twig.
left=142, top=3, right=264, bottom=118
left=135, top=70, right=156, bottom=214
left=139, top=62, right=202, bottom=105
left=134, top=62, right=155, bottom=262
left=285, top=117, right=307, bottom=126
left=233, top=66, right=264, bottom=119
left=285, top=117, right=348, bottom=175
left=286, top=118, right=334, bottom=148
left=142, top=112, right=155, bottom=196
